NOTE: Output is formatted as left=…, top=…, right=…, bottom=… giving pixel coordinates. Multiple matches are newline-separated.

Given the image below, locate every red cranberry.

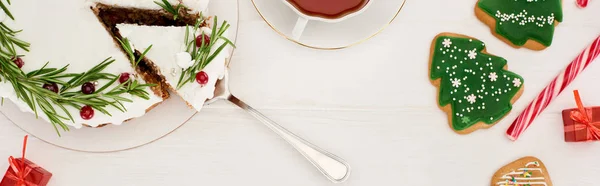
left=80, top=105, right=94, bottom=120
left=195, top=71, right=209, bottom=86
left=195, top=34, right=210, bottom=47
left=12, top=57, right=24, bottom=68
left=42, top=83, right=59, bottom=93
left=119, top=72, right=131, bottom=85
left=81, top=82, right=95, bottom=94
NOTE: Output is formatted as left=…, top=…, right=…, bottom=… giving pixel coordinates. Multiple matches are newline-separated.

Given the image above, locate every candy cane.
left=506, top=35, right=600, bottom=141
left=577, top=0, right=589, bottom=8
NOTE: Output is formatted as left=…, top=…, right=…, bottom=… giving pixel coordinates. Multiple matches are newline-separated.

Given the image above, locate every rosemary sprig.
left=1, top=56, right=155, bottom=135
left=116, top=37, right=157, bottom=100
left=154, top=0, right=185, bottom=20
left=0, top=4, right=156, bottom=135
left=176, top=16, right=235, bottom=89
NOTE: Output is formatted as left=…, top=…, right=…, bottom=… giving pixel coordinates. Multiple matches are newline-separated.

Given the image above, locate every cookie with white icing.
left=429, top=33, right=524, bottom=134
left=475, top=0, right=563, bottom=50
left=492, top=156, right=552, bottom=186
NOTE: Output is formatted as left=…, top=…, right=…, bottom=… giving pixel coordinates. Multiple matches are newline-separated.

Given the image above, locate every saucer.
left=251, top=0, right=406, bottom=50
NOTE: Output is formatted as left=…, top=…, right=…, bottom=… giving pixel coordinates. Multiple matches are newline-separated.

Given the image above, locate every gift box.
left=562, top=107, right=600, bottom=142
left=0, top=158, right=52, bottom=186
left=0, top=135, right=52, bottom=186
left=561, top=90, right=600, bottom=142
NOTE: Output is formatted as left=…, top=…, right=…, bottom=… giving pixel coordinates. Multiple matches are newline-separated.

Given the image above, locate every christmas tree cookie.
left=475, top=0, right=563, bottom=50
left=429, top=33, right=524, bottom=134
left=491, top=156, right=552, bottom=186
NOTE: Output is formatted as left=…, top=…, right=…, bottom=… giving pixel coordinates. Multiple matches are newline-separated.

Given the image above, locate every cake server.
left=207, top=69, right=350, bottom=183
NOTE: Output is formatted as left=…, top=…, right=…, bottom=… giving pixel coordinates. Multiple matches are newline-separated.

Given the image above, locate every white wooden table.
left=1, top=1, right=600, bottom=185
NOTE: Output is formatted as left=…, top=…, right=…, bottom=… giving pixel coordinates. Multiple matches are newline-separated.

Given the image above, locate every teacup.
left=282, top=0, right=372, bottom=40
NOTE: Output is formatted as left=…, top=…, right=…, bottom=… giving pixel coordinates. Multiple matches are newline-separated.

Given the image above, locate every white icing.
left=175, top=52, right=194, bottom=69
left=116, top=24, right=229, bottom=112
left=525, top=161, right=540, bottom=167
left=496, top=181, right=548, bottom=186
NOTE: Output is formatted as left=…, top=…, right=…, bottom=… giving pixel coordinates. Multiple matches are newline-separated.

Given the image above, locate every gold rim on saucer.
left=251, top=0, right=407, bottom=50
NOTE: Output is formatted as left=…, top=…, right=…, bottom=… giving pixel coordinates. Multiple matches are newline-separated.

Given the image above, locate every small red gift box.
left=0, top=136, right=52, bottom=186
left=562, top=107, right=600, bottom=142
left=0, top=158, right=52, bottom=186
left=561, top=90, right=600, bottom=142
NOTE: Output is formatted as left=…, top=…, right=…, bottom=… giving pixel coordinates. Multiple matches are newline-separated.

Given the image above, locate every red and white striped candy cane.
left=577, top=0, right=589, bottom=8
left=506, top=35, right=600, bottom=141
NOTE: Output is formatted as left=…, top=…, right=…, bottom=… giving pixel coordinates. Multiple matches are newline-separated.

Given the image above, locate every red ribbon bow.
left=567, top=90, right=600, bottom=141
left=6, top=135, right=38, bottom=186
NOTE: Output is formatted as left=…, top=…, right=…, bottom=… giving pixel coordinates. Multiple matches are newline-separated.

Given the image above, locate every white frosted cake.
left=0, top=0, right=232, bottom=132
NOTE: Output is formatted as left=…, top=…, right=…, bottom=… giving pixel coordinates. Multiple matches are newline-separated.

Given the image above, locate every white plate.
left=0, top=0, right=239, bottom=152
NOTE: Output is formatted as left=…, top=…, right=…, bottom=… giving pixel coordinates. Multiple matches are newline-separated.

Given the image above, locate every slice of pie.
left=92, top=0, right=233, bottom=111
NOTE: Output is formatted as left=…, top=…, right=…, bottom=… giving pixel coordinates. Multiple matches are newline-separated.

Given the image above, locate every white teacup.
left=282, top=0, right=373, bottom=40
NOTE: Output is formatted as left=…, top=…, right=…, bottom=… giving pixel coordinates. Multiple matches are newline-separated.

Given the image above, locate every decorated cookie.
left=492, top=156, right=552, bottom=186
left=429, top=33, right=524, bottom=134
left=475, top=0, right=563, bottom=50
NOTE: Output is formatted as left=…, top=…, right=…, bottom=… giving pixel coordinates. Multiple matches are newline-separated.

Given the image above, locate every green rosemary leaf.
left=117, top=38, right=135, bottom=65
left=205, top=42, right=230, bottom=67
left=96, top=75, right=119, bottom=93
left=176, top=70, right=186, bottom=89
left=47, top=115, right=62, bottom=137
left=130, top=78, right=139, bottom=89
left=116, top=101, right=126, bottom=112
left=90, top=104, right=111, bottom=116
left=29, top=91, right=38, bottom=118
left=94, top=97, right=124, bottom=112
left=0, top=2, right=14, bottom=21
left=136, top=44, right=152, bottom=67
left=106, top=90, right=128, bottom=96
left=154, top=0, right=181, bottom=20
left=217, top=36, right=236, bottom=48
left=26, top=62, right=50, bottom=77
left=129, top=90, right=149, bottom=100
left=42, top=65, right=70, bottom=77
left=209, top=17, right=218, bottom=44
left=184, top=25, right=189, bottom=47
left=154, top=1, right=172, bottom=13
left=50, top=98, right=74, bottom=123
left=103, top=94, right=132, bottom=103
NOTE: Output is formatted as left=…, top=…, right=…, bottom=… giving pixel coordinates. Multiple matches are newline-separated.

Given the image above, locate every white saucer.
left=251, top=0, right=406, bottom=49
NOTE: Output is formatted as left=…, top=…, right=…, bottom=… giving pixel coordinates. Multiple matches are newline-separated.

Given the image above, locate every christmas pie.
left=0, top=0, right=232, bottom=132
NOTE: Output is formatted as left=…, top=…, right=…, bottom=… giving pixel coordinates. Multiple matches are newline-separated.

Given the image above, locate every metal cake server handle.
left=228, top=96, right=350, bottom=183
left=208, top=70, right=350, bottom=183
